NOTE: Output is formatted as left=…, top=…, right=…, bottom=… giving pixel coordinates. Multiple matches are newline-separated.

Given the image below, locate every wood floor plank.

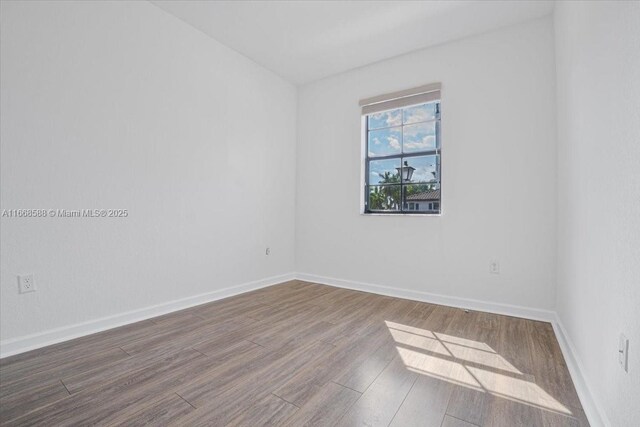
left=178, top=339, right=329, bottom=408
left=445, top=384, right=489, bottom=426
left=119, top=314, right=248, bottom=356
left=0, top=345, right=130, bottom=388
left=192, top=338, right=261, bottom=361
left=375, top=298, right=420, bottom=325
left=496, top=316, right=536, bottom=375
left=194, top=298, right=267, bottom=321
left=282, top=382, right=361, bottom=427
left=175, top=341, right=336, bottom=425
left=0, top=347, right=130, bottom=420
left=540, top=406, right=590, bottom=427
left=442, top=310, right=499, bottom=426
left=190, top=326, right=263, bottom=355
left=4, top=348, right=206, bottom=426
left=148, top=311, right=206, bottom=327
left=273, top=322, right=391, bottom=407
left=0, top=346, right=130, bottom=392
left=332, top=340, right=397, bottom=392
left=172, top=343, right=271, bottom=406
left=527, top=320, right=582, bottom=411
left=110, top=392, right=195, bottom=426
left=389, top=374, right=453, bottom=427
left=441, top=415, right=480, bottom=427
left=61, top=339, right=255, bottom=394
left=406, top=300, right=438, bottom=323
left=337, top=356, right=417, bottom=427
left=255, top=320, right=338, bottom=350
left=246, top=307, right=334, bottom=349
left=311, top=287, right=368, bottom=309
left=482, top=394, right=545, bottom=427
left=0, top=380, right=69, bottom=424
left=0, top=319, right=157, bottom=370
left=0, top=281, right=588, bottom=427
left=326, top=294, right=395, bottom=336
left=225, top=393, right=298, bottom=426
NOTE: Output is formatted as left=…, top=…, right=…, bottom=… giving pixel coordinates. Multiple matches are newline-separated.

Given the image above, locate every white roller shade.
left=360, top=83, right=441, bottom=115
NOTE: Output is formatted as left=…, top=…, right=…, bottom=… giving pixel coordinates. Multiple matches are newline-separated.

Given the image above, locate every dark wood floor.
left=0, top=281, right=588, bottom=426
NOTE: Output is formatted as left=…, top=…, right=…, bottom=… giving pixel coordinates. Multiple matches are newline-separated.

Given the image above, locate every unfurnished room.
left=0, top=1, right=638, bottom=426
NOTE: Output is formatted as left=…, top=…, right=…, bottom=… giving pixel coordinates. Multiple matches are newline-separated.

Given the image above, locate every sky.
left=368, top=155, right=438, bottom=185
left=367, top=102, right=440, bottom=186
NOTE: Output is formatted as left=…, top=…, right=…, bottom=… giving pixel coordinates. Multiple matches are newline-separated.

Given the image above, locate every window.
left=361, top=84, right=441, bottom=214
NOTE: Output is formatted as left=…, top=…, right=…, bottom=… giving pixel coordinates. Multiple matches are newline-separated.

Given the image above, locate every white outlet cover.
left=619, top=334, right=629, bottom=372
left=18, top=274, right=36, bottom=294
left=490, top=260, right=500, bottom=274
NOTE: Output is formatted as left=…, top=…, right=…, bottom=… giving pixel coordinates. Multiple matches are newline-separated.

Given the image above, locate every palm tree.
left=370, top=165, right=439, bottom=210
left=376, top=171, right=400, bottom=209
left=369, top=186, right=386, bottom=209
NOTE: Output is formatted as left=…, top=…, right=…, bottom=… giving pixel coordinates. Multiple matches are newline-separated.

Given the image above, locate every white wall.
left=0, top=1, right=296, bottom=344
left=555, top=2, right=640, bottom=426
left=296, top=17, right=558, bottom=311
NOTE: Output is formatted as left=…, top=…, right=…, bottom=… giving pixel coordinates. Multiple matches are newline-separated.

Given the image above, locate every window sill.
left=361, top=212, right=442, bottom=217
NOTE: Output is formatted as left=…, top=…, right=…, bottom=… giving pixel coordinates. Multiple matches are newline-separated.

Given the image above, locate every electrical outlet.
left=489, top=260, right=500, bottom=274
left=18, top=274, right=36, bottom=293
left=265, top=247, right=271, bottom=256
left=619, top=334, right=629, bottom=372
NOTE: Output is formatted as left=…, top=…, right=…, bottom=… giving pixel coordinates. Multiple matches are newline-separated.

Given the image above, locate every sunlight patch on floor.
left=468, top=366, right=572, bottom=415
left=442, top=341, right=522, bottom=375
left=396, top=346, right=483, bottom=390
left=434, top=332, right=494, bottom=352
left=385, top=320, right=572, bottom=416
left=387, top=327, right=449, bottom=357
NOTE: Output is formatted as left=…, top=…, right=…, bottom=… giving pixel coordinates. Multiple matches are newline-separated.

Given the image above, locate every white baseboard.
left=552, top=315, right=609, bottom=427
left=296, top=272, right=556, bottom=322
left=0, top=272, right=296, bottom=359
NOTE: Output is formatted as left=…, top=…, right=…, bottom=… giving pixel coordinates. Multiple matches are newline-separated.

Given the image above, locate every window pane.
left=404, top=184, right=440, bottom=213
left=368, top=109, right=402, bottom=130
left=403, top=155, right=439, bottom=184
left=368, top=127, right=401, bottom=157
left=368, top=185, right=401, bottom=211
left=403, top=121, right=437, bottom=153
left=403, top=102, right=437, bottom=124
left=368, top=158, right=401, bottom=185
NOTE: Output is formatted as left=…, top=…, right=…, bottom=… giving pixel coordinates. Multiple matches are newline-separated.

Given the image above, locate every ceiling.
left=150, top=1, right=554, bottom=85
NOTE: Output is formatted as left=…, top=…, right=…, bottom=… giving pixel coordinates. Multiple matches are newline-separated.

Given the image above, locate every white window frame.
left=359, top=83, right=442, bottom=216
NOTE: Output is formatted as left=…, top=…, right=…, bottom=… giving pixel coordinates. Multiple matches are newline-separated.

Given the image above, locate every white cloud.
left=388, top=136, right=401, bottom=150
left=369, top=110, right=402, bottom=128
left=403, top=122, right=434, bottom=138
left=405, top=109, right=430, bottom=124
left=404, top=135, right=435, bottom=150
left=386, top=110, right=402, bottom=127
left=411, top=163, right=437, bottom=181
left=404, top=103, right=436, bottom=124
